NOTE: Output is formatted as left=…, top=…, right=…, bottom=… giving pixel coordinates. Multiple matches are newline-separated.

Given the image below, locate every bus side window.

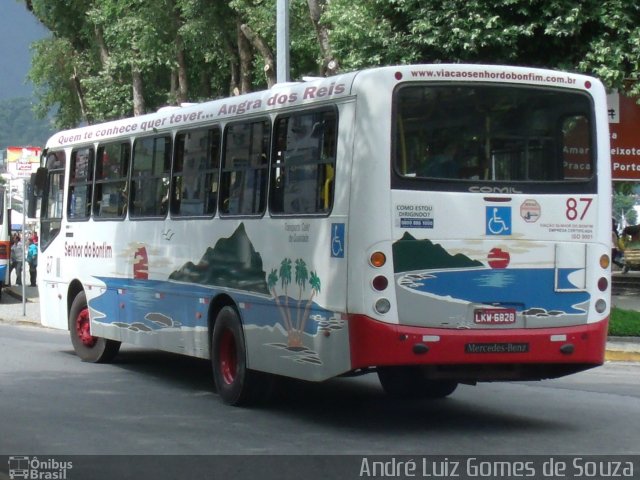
left=41, top=151, right=66, bottom=249
left=269, top=108, right=337, bottom=216
left=220, top=120, right=270, bottom=216
left=130, top=136, right=171, bottom=218
left=67, top=147, right=94, bottom=221
left=94, top=141, right=130, bottom=219
left=170, top=127, right=220, bottom=217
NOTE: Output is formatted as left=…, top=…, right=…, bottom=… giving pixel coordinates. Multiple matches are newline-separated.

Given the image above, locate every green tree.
left=613, top=190, right=637, bottom=227
left=26, top=0, right=98, bottom=127
left=23, top=0, right=640, bottom=128
left=85, top=0, right=183, bottom=116
left=395, top=0, right=640, bottom=95
left=0, top=97, right=55, bottom=148
left=323, top=0, right=415, bottom=71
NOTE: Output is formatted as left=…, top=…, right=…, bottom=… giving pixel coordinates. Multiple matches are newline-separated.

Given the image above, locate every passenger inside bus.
left=420, top=142, right=460, bottom=178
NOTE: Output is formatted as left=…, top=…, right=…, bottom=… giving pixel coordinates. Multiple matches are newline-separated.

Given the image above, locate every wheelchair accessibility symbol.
left=331, top=223, right=345, bottom=258
left=486, top=206, right=512, bottom=236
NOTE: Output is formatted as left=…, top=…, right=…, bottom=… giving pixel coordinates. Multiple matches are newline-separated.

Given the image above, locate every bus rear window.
left=393, top=85, right=594, bottom=184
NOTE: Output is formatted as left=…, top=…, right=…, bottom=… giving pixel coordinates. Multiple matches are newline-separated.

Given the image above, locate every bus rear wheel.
left=69, top=291, right=120, bottom=363
left=377, top=366, right=458, bottom=399
left=211, top=306, right=272, bottom=406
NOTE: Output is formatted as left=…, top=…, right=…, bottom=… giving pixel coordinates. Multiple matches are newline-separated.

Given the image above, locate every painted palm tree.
left=279, top=258, right=293, bottom=335
left=299, top=270, right=321, bottom=336
left=279, top=258, right=292, bottom=291
left=268, top=258, right=322, bottom=348
left=268, top=268, right=292, bottom=332
left=294, top=258, right=309, bottom=327
left=267, top=268, right=278, bottom=291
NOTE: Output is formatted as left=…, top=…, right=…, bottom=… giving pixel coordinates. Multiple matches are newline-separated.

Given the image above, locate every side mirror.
left=26, top=171, right=43, bottom=218
left=34, top=167, right=47, bottom=196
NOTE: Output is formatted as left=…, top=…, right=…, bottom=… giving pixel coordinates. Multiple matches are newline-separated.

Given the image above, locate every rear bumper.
left=349, top=314, right=608, bottom=379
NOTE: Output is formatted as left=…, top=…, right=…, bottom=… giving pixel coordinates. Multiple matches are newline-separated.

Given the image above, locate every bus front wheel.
left=211, top=306, right=272, bottom=406
left=377, top=366, right=458, bottom=399
left=69, top=292, right=121, bottom=363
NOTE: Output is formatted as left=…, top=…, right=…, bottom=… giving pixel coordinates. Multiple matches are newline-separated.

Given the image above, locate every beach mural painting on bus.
left=89, top=223, right=342, bottom=365
left=393, top=232, right=590, bottom=321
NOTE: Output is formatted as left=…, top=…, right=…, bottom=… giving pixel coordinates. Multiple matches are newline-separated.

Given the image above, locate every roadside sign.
left=608, top=93, right=640, bottom=181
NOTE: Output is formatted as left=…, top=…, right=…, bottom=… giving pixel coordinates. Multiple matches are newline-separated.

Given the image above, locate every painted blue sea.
left=398, top=267, right=589, bottom=315
left=89, top=276, right=329, bottom=334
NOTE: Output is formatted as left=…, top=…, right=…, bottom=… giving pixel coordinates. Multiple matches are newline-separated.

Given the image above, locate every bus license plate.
left=474, top=308, right=516, bottom=324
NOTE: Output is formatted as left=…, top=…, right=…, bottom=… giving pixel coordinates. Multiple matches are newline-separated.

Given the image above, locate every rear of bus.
left=347, top=65, right=610, bottom=395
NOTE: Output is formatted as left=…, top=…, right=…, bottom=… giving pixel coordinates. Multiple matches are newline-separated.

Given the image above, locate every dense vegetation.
left=22, top=0, right=640, bottom=129
left=0, top=97, right=54, bottom=149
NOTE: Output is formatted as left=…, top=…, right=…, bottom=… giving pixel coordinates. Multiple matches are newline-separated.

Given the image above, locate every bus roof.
left=45, top=71, right=360, bottom=150
left=45, top=64, right=601, bottom=150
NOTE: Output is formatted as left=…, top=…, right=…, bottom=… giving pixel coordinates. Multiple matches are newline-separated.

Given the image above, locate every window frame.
left=170, top=126, right=221, bottom=219
left=93, top=140, right=131, bottom=221
left=390, top=82, right=598, bottom=194
left=40, top=150, right=66, bottom=251
left=268, top=106, right=339, bottom=217
left=219, top=117, right=271, bottom=218
left=67, top=146, right=95, bottom=222
left=129, top=134, right=172, bottom=220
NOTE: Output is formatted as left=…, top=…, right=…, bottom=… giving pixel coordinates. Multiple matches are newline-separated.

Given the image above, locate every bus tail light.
left=374, top=298, right=391, bottom=314
left=595, top=299, right=607, bottom=313
left=597, top=277, right=608, bottom=292
left=370, top=251, right=386, bottom=268
left=372, top=275, right=388, bottom=291
left=0, top=241, right=9, bottom=260
left=599, top=254, right=610, bottom=269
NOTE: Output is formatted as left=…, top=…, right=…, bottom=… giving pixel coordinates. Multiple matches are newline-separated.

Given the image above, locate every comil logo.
left=8, top=456, right=73, bottom=479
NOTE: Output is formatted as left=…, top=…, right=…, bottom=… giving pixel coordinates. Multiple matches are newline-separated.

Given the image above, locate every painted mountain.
left=169, top=223, right=270, bottom=295
left=392, top=232, right=484, bottom=273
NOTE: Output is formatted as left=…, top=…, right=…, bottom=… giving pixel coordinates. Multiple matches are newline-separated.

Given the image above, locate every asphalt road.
left=1, top=322, right=639, bottom=459
left=2, top=279, right=639, bottom=478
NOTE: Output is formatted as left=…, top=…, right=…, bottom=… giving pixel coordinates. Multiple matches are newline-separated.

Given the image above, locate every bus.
left=33, top=64, right=611, bottom=405
left=0, top=186, right=11, bottom=300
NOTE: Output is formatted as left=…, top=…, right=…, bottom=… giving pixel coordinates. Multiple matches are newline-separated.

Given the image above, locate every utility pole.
left=276, top=0, right=290, bottom=83
left=22, top=178, right=26, bottom=316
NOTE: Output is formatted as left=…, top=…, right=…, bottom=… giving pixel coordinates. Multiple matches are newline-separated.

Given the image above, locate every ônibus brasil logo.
left=8, top=456, right=73, bottom=479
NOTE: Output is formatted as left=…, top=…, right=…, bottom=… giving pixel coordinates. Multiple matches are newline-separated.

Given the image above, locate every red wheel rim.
left=75, top=308, right=97, bottom=348
left=218, top=328, right=237, bottom=385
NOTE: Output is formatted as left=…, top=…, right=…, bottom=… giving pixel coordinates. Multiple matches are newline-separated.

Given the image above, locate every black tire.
left=211, top=306, right=272, bottom=406
left=69, top=291, right=121, bottom=363
left=377, top=366, right=458, bottom=399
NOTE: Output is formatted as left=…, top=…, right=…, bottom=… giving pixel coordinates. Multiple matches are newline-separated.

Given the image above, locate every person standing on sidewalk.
left=26, top=238, right=38, bottom=287
left=11, top=234, right=23, bottom=286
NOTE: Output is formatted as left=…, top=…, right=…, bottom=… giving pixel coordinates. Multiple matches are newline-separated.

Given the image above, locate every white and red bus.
left=33, top=64, right=611, bottom=405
